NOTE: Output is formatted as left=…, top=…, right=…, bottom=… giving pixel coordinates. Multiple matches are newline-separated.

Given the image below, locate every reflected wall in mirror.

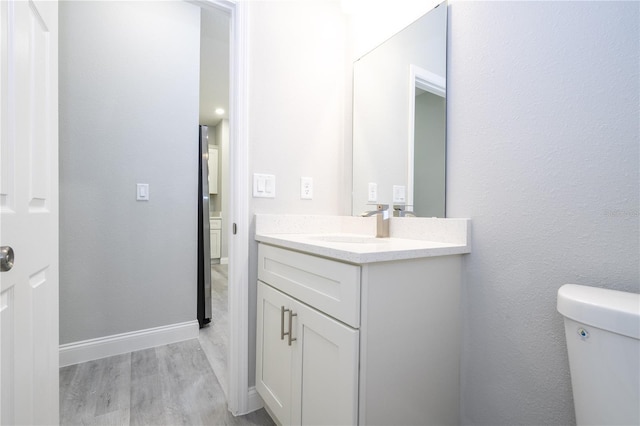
left=352, top=2, right=447, bottom=217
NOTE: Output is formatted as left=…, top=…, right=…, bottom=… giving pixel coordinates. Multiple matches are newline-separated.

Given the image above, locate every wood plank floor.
left=198, top=264, right=230, bottom=399
left=61, top=315, right=274, bottom=425
left=60, top=263, right=274, bottom=425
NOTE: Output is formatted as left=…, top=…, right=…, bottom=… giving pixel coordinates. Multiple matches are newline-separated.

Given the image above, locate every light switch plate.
left=300, top=177, right=313, bottom=200
left=253, top=173, right=276, bottom=198
left=137, top=183, right=149, bottom=201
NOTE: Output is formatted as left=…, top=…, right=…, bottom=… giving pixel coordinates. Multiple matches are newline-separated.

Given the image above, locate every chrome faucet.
left=393, top=204, right=417, bottom=217
left=360, top=204, right=390, bottom=238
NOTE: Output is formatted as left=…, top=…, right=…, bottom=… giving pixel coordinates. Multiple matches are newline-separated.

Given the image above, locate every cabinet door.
left=292, top=301, right=360, bottom=425
left=210, top=229, right=221, bottom=259
left=256, top=281, right=295, bottom=425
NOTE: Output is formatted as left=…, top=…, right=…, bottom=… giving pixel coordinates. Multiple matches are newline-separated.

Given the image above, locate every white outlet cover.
left=300, top=177, right=313, bottom=200
left=368, top=182, right=377, bottom=202
left=393, top=185, right=406, bottom=203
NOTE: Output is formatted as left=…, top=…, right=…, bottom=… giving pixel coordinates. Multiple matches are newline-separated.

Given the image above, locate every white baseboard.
left=59, top=320, right=199, bottom=367
left=220, top=257, right=229, bottom=265
left=246, top=386, right=264, bottom=414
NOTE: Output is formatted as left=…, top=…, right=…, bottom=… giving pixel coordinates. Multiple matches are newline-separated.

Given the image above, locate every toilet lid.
left=557, top=284, right=640, bottom=339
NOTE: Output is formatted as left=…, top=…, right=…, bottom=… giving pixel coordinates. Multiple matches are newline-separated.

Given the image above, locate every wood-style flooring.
left=198, top=264, right=230, bottom=399
left=60, top=264, right=274, bottom=426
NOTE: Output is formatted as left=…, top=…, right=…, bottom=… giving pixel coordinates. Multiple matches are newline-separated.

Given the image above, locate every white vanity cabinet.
left=256, top=282, right=359, bottom=425
left=256, top=244, right=360, bottom=425
left=256, top=241, right=463, bottom=426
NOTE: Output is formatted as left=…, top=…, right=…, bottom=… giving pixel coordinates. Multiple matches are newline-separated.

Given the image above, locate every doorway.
left=57, top=0, right=252, bottom=416
left=196, top=5, right=231, bottom=394
left=199, top=7, right=230, bottom=401
left=188, top=0, right=253, bottom=415
left=199, top=2, right=244, bottom=414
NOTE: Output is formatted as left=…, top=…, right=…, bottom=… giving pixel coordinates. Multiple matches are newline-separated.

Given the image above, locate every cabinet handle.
left=280, top=306, right=287, bottom=340
left=288, top=310, right=297, bottom=346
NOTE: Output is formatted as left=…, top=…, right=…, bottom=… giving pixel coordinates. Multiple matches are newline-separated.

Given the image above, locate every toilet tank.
left=557, top=284, right=640, bottom=426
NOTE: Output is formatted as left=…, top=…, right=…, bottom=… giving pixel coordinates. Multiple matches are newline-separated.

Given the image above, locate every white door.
left=0, top=0, right=59, bottom=424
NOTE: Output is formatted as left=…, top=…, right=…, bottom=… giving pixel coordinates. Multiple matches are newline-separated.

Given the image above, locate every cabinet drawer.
left=258, top=244, right=360, bottom=328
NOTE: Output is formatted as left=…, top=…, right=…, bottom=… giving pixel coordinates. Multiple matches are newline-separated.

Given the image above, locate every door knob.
left=1, top=246, right=14, bottom=272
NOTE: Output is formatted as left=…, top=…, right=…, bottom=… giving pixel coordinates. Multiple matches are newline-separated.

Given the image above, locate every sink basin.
left=308, top=235, right=385, bottom=244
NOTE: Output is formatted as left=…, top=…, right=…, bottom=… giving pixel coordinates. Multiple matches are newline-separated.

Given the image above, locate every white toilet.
left=557, top=284, right=640, bottom=426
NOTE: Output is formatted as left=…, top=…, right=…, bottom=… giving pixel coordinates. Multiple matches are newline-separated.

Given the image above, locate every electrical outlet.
left=393, top=185, right=406, bottom=203
left=301, top=177, right=313, bottom=200
left=368, top=182, right=377, bottom=202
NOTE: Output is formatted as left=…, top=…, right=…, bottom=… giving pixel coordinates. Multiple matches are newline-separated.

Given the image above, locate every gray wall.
left=59, top=1, right=200, bottom=344
left=447, top=2, right=639, bottom=424
left=414, top=91, right=445, bottom=217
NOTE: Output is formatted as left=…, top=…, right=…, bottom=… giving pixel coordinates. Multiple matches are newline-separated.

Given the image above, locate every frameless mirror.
left=352, top=2, right=447, bottom=217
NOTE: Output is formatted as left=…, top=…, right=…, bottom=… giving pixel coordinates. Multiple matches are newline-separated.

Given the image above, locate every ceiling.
left=199, top=7, right=230, bottom=127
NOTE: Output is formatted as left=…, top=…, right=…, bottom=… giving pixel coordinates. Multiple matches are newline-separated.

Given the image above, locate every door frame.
left=191, top=0, right=253, bottom=416
left=406, top=64, right=445, bottom=211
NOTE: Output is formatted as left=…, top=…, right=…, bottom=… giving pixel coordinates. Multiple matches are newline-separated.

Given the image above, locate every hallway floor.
left=198, top=264, right=230, bottom=398
left=59, top=263, right=274, bottom=425
left=59, top=339, right=273, bottom=426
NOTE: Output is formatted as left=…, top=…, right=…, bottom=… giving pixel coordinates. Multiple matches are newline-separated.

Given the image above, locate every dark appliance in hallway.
left=197, top=125, right=212, bottom=327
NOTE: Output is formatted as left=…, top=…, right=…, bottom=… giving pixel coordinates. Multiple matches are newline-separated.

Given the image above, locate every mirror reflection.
left=352, top=2, right=447, bottom=217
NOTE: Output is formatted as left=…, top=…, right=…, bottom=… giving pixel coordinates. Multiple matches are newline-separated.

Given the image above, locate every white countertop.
left=254, top=214, right=471, bottom=264
left=255, top=233, right=469, bottom=263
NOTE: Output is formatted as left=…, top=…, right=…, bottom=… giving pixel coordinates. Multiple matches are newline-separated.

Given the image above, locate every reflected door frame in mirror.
left=407, top=64, right=445, bottom=211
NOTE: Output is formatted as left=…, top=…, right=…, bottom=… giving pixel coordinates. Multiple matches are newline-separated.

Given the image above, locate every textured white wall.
left=248, top=1, right=348, bottom=217
left=246, top=0, right=350, bottom=385
left=59, top=1, right=200, bottom=343
left=447, top=2, right=639, bottom=424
